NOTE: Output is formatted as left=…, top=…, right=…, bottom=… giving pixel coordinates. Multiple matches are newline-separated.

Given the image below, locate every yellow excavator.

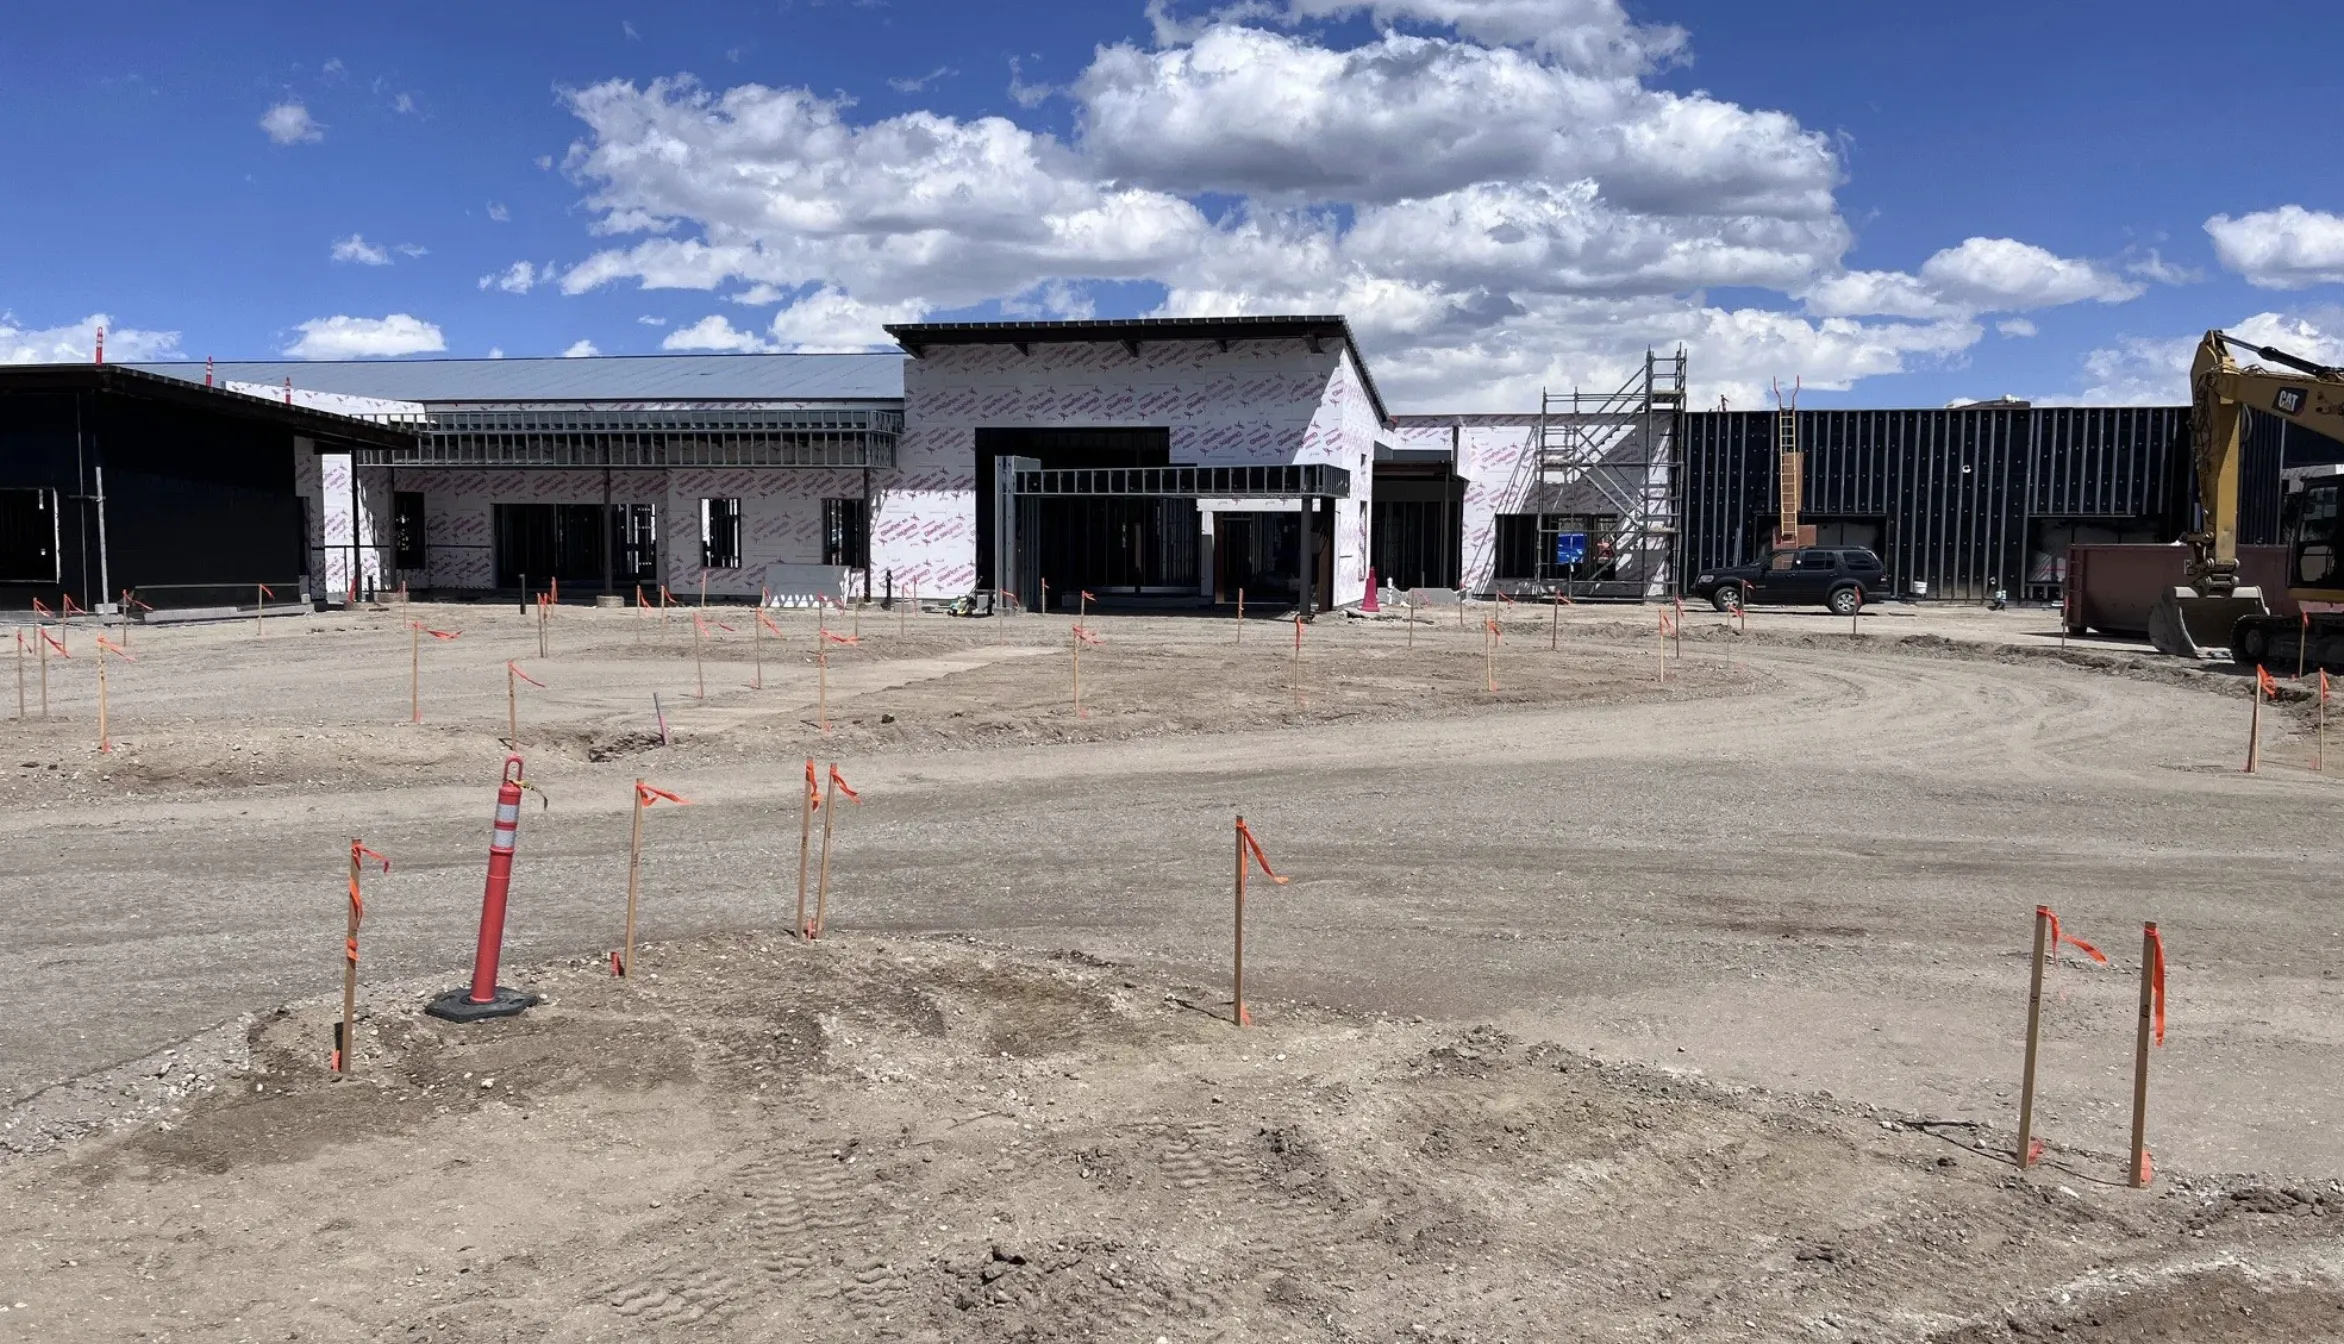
left=2147, top=329, right=2344, bottom=665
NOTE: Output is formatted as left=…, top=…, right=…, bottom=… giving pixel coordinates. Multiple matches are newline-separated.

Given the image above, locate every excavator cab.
left=2283, top=467, right=2344, bottom=593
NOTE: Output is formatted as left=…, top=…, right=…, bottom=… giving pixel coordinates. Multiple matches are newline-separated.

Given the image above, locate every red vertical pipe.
left=467, top=755, right=526, bottom=1004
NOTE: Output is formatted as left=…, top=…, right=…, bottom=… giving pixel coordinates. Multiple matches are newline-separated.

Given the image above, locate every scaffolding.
left=1532, top=348, right=1685, bottom=600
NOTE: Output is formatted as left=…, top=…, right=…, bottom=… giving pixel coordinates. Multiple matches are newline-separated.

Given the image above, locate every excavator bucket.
left=2146, top=586, right=2267, bottom=659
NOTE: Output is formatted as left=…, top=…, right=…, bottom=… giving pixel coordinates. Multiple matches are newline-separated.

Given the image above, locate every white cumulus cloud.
left=478, top=261, right=541, bottom=294
left=662, top=314, right=771, bottom=353
left=330, top=234, right=392, bottom=266
left=544, top=2, right=2139, bottom=407
left=2206, top=206, right=2344, bottom=290
left=260, top=101, right=323, bottom=145
left=0, top=312, right=182, bottom=364
left=1149, top=0, right=1687, bottom=72
left=1916, top=237, right=2142, bottom=310
left=562, top=339, right=601, bottom=357
left=665, top=288, right=927, bottom=353
left=284, top=314, right=446, bottom=360
left=1803, top=238, right=2140, bottom=321
left=2067, top=309, right=2344, bottom=406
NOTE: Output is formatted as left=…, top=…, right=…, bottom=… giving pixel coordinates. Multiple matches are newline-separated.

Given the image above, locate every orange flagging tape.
left=259, top=584, right=276, bottom=599
left=2147, top=926, right=2167, bottom=1047
left=757, top=610, right=787, bottom=636
left=97, top=636, right=134, bottom=660
left=1073, top=624, right=1104, bottom=646
left=1236, top=819, right=1291, bottom=886
left=1080, top=590, right=1097, bottom=602
left=806, top=758, right=822, bottom=812
left=636, top=782, right=691, bottom=807
left=609, top=950, right=625, bottom=978
left=1486, top=618, right=1500, bottom=639
left=822, top=630, right=860, bottom=646
left=508, top=661, right=545, bottom=688
left=412, top=623, right=461, bottom=641
left=31, top=598, right=52, bottom=618
left=2324, top=670, right=2332, bottom=702
left=346, top=842, right=387, bottom=964
left=61, top=595, right=84, bottom=616
left=38, top=629, right=69, bottom=657
left=2039, top=905, right=2108, bottom=970
left=2139, top=1148, right=2155, bottom=1186
left=2258, top=665, right=2278, bottom=698
left=828, top=764, right=860, bottom=802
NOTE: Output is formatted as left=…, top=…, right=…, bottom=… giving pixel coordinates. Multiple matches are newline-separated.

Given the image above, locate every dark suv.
left=1690, top=547, right=1890, bottom=616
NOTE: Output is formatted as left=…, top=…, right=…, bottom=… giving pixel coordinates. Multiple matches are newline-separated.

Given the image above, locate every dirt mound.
left=7, top=933, right=2340, bottom=1341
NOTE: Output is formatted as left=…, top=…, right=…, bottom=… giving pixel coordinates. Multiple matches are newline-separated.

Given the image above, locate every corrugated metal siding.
left=1677, top=407, right=2192, bottom=602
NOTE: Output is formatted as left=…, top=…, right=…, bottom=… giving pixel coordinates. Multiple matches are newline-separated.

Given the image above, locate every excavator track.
left=2228, top=611, right=2344, bottom=673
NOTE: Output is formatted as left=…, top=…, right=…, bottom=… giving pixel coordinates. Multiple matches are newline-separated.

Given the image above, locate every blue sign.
left=1554, top=532, right=1588, bottom=565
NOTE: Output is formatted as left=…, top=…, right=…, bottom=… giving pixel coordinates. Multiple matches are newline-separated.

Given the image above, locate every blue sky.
left=5, top=0, right=2342, bottom=410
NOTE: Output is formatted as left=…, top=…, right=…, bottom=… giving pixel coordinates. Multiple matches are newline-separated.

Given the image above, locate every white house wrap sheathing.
left=1391, top=413, right=1672, bottom=598
left=889, top=336, right=1381, bottom=605
left=338, top=465, right=869, bottom=598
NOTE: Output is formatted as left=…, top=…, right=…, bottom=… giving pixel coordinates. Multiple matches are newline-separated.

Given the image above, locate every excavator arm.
left=2149, top=331, right=2344, bottom=658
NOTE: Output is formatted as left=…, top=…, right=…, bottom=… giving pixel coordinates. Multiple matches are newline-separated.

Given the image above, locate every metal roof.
left=127, top=352, right=905, bottom=405
left=886, top=315, right=1393, bottom=427
left=0, top=363, right=417, bottom=451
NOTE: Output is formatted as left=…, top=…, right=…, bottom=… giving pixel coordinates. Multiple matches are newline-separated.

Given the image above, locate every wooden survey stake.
left=506, top=661, right=543, bottom=747
left=618, top=781, right=692, bottom=978
left=693, top=613, right=707, bottom=699
left=337, top=840, right=388, bottom=1075
left=1231, top=815, right=1289, bottom=1028
left=2306, top=666, right=2325, bottom=769
left=2014, top=906, right=2106, bottom=1170
left=810, top=763, right=859, bottom=939
left=796, top=758, right=818, bottom=937
left=1550, top=592, right=1560, bottom=650
left=1292, top=613, right=1304, bottom=708
left=2127, top=922, right=2165, bottom=1189
left=94, top=635, right=131, bottom=752
left=620, top=783, right=646, bottom=976
left=2247, top=667, right=2270, bottom=773
left=1236, top=588, right=1244, bottom=645
left=410, top=620, right=422, bottom=723
left=2013, top=905, right=2051, bottom=1169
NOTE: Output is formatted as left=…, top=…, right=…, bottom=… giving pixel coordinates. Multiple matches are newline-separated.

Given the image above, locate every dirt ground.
left=3, top=598, right=2343, bottom=1341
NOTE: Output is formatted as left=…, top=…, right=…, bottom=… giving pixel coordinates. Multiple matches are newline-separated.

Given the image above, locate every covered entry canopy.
left=993, top=458, right=1352, bottom=615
